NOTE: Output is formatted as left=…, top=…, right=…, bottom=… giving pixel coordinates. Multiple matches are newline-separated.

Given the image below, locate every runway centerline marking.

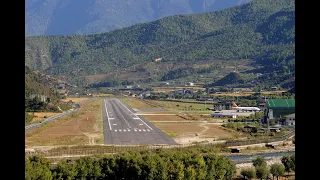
left=113, top=124, right=117, bottom=125
left=116, top=99, right=153, bottom=130
left=110, top=100, right=131, bottom=129
left=104, top=99, right=112, bottom=130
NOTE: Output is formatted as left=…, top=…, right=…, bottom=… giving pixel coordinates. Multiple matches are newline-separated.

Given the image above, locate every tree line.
left=241, top=154, right=295, bottom=180
left=26, top=150, right=236, bottom=180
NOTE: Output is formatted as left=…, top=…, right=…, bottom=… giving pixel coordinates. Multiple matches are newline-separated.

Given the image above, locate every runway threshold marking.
left=117, top=99, right=153, bottom=130
left=104, top=99, right=112, bottom=130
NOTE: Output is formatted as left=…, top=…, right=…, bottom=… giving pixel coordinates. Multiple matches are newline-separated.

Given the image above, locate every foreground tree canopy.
left=25, top=150, right=236, bottom=180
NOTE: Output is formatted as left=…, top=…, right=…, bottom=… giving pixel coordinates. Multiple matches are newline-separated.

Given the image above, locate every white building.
left=187, top=82, right=194, bottom=86
left=283, top=113, right=295, bottom=126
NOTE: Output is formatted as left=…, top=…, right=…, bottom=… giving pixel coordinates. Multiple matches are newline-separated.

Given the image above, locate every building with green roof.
left=265, top=99, right=295, bottom=120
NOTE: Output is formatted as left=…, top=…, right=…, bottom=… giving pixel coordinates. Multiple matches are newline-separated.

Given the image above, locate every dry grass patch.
left=144, top=115, right=186, bottom=122
left=26, top=98, right=103, bottom=146
left=153, top=123, right=204, bottom=137
left=201, top=124, right=239, bottom=138
left=120, top=98, right=155, bottom=109
left=28, top=112, right=60, bottom=123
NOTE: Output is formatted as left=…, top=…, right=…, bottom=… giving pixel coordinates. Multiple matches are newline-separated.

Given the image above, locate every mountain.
left=26, top=0, right=251, bottom=36
left=25, top=0, right=295, bottom=87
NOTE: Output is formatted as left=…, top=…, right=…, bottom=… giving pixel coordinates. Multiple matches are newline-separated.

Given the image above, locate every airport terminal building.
left=262, top=99, right=295, bottom=124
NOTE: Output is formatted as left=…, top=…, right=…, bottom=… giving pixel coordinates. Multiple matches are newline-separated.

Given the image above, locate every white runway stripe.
left=123, top=129, right=126, bottom=132
left=138, top=129, right=141, bottom=131
left=143, top=129, right=146, bottom=132
left=119, top=129, right=122, bottom=132
left=115, top=130, right=117, bottom=132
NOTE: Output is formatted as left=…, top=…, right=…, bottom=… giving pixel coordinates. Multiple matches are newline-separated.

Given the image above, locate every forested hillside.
left=25, top=66, right=61, bottom=116
left=25, top=0, right=294, bottom=87
left=26, top=0, right=250, bottom=36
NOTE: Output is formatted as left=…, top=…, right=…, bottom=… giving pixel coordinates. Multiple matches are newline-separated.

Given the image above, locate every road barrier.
left=25, top=108, right=80, bottom=132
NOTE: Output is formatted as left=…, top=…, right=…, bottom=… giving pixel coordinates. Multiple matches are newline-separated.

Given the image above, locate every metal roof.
left=267, top=99, right=295, bottom=108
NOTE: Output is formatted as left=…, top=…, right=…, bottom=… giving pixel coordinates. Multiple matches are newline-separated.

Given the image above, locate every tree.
left=185, top=166, right=196, bottom=180
left=252, top=156, right=267, bottom=168
left=292, top=136, right=295, bottom=144
left=290, top=154, right=295, bottom=172
left=256, top=165, right=269, bottom=180
left=167, top=159, right=185, bottom=180
left=281, top=155, right=294, bottom=175
left=270, top=163, right=285, bottom=180
left=25, top=112, right=33, bottom=123
left=25, top=156, right=53, bottom=180
left=241, top=168, right=256, bottom=180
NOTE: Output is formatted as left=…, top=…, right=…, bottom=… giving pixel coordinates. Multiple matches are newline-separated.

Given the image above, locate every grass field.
left=26, top=98, right=103, bottom=146
left=153, top=122, right=204, bottom=138
left=209, top=90, right=285, bottom=97
left=143, top=115, right=187, bottom=122
left=120, top=98, right=156, bottom=109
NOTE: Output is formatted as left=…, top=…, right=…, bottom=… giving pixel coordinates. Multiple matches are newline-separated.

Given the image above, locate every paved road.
left=25, top=108, right=80, bottom=132
left=102, top=98, right=177, bottom=145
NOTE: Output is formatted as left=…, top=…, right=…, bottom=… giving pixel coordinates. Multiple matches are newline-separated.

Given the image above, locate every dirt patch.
left=153, top=122, right=241, bottom=144
left=201, top=124, right=240, bottom=138
left=26, top=98, right=103, bottom=146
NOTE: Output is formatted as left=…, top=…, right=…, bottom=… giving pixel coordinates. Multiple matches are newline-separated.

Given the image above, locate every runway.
left=102, top=98, right=177, bottom=145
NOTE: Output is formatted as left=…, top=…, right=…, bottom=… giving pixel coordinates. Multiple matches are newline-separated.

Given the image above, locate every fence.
left=25, top=131, right=294, bottom=159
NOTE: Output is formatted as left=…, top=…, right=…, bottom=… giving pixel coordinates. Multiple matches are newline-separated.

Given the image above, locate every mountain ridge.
left=26, top=0, right=251, bottom=36
left=25, top=0, right=295, bottom=87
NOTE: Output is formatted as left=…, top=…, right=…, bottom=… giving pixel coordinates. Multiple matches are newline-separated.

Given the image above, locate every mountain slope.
left=26, top=0, right=251, bottom=36
left=25, top=0, right=295, bottom=87
left=213, top=72, right=245, bottom=86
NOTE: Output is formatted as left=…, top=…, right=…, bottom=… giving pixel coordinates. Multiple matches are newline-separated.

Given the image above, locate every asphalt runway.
left=102, top=98, right=177, bottom=145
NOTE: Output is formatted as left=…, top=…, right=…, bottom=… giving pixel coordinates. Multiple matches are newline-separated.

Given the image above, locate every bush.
left=241, top=168, right=256, bottom=180
left=270, top=163, right=285, bottom=180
